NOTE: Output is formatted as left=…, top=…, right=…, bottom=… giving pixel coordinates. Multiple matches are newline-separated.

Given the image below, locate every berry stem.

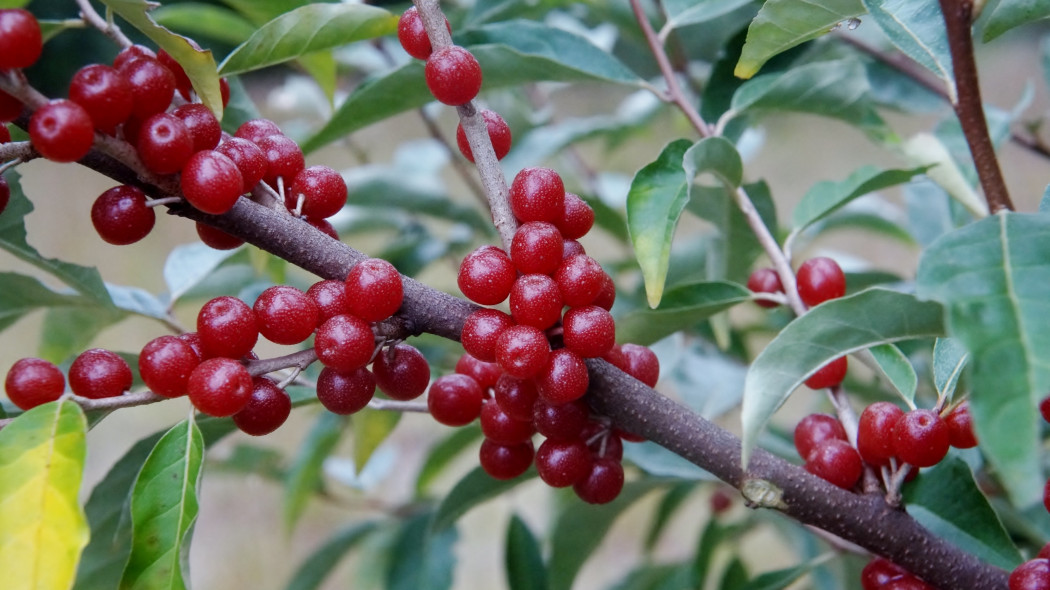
left=75, top=0, right=132, bottom=48
left=367, top=398, right=429, bottom=413
left=245, top=347, right=319, bottom=377
left=0, top=141, right=35, bottom=167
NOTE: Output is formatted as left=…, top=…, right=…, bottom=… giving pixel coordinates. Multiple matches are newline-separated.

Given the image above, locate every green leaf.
left=387, top=512, right=457, bottom=590
left=505, top=515, right=548, bottom=590
left=982, top=0, right=1050, bottom=41
left=163, top=242, right=243, bottom=304
left=152, top=3, right=256, bottom=46
left=901, top=133, right=987, bottom=218
left=119, top=418, right=205, bottom=590
left=735, top=0, right=864, bottom=78
left=609, top=563, right=693, bottom=590
left=0, top=0, right=30, bottom=7
left=644, top=483, right=696, bottom=551
left=284, top=412, right=348, bottom=532
left=792, top=166, right=927, bottom=230
left=865, top=343, right=917, bottom=404
left=932, top=337, right=968, bottom=400
left=626, top=139, right=692, bottom=308
left=684, top=136, right=743, bottom=190
left=664, top=0, right=755, bottom=29
left=39, top=18, right=88, bottom=42
left=0, top=272, right=93, bottom=333
left=686, top=181, right=777, bottom=284
left=916, top=211, right=1050, bottom=507
left=741, top=289, right=945, bottom=465
left=735, top=556, right=830, bottom=590
left=0, top=400, right=88, bottom=590
left=615, top=281, right=752, bottom=345
left=352, top=408, right=400, bottom=473
left=431, top=466, right=536, bottom=533
left=99, top=0, right=223, bottom=119
left=39, top=305, right=125, bottom=363
left=902, top=457, right=1023, bottom=569
left=283, top=521, right=379, bottom=590
left=861, top=0, right=955, bottom=101
left=218, top=0, right=315, bottom=25
left=106, top=284, right=170, bottom=321
left=345, top=170, right=495, bottom=233
left=415, top=425, right=482, bottom=497
left=219, top=4, right=396, bottom=76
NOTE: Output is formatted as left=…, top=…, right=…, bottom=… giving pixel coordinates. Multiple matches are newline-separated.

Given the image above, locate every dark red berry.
left=893, top=409, right=950, bottom=468
left=197, top=295, right=258, bottom=359
left=345, top=258, right=403, bottom=323
left=793, top=413, right=848, bottom=461
left=945, top=401, right=978, bottom=449
left=181, top=150, right=244, bottom=214
left=157, top=48, right=192, bottom=99
left=797, top=257, right=846, bottom=307
left=556, top=193, right=594, bottom=240
left=747, top=267, right=784, bottom=308
left=0, top=90, right=21, bottom=122
left=858, top=402, right=905, bottom=467
left=196, top=223, right=244, bottom=250
left=0, top=125, right=7, bottom=144
left=1044, top=478, right=1050, bottom=515
left=0, top=9, right=42, bottom=69
left=621, top=343, right=659, bottom=388
left=69, top=64, right=134, bottom=132
left=235, top=119, right=283, bottom=143
left=461, top=308, right=514, bottom=362
left=861, top=558, right=909, bottom=590
left=91, top=185, right=155, bottom=245
left=1041, top=395, right=1050, bottom=424
left=562, top=305, right=616, bottom=359
left=495, top=324, right=550, bottom=379
left=288, top=165, right=346, bottom=219
left=592, top=272, right=616, bottom=311
left=535, top=348, right=589, bottom=405
left=186, top=357, right=252, bottom=417
left=253, top=285, right=319, bottom=345
left=424, top=46, right=483, bottom=106
left=509, top=167, right=565, bottom=224
left=581, top=422, right=623, bottom=461
left=117, top=56, right=177, bottom=119
left=555, top=255, right=605, bottom=308
left=533, top=398, right=589, bottom=440
left=307, top=279, right=351, bottom=324
left=68, top=348, right=132, bottom=399
left=372, top=343, right=430, bottom=401
left=509, top=274, right=563, bottom=330
left=536, top=438, right=591, bottom=488
left=511, top=222, right=563, bottom=276
left=5, top=358, right=65, bottom=410
left=256, top=134, right=305, bottom=188
left=307, top=217, right=339, bottom=240
left=805, top=439, right=862, bottom=489
left=480, top=399, right=535, bottom=443
left=428, top=373, right=484, bottom=426
left=456, top=109, right=512, bottom=163
left=139, top=335, right=199, bottom=398
left=479, top=438, right=534, bottom=480
left=29, top=100, right=94, bottom=163
left=396, top=6, right=449, bottom=60
left=172, top=103, right=222, bottom=152
left=805, top=356, right=847, bottom=390
left=317, top=367, right=375, bottom=415
left=454, top=353, right=501, bottom=390
left=562, top=239, right=586, bottom=260
left=232, top=378, right=291, bottom=436
left=1009, top=559, right=1050, bottom=590
left=137, top=113, right=194, bottom=175
left=314, top=314, right=375, bottom=372
left=215, top=137, right=266, bottom=193
left=573, top=458, right=624, bottom=504
left=458, top=245, right=516, bottom=306
left=493, top=374, right=539, bottom=422
left=112, top=45, right=156, bottom=70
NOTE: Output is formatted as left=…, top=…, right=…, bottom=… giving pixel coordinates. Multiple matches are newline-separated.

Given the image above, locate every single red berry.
left=509, top=274, right=563, bottom=330
left=797, top=257, right=846, bottom=307
left=256, top=134, right=305, bottom=188
left=235, top=118, right=283, bottom=143
left=511, top=222, right=563, bottom=276
left=91, top=185, right=156, bottom=245
left=253, top=285, right=319, bottom=345
left=233, top=378, right=291, bottom=436
left=533, top=398, right=589, bottom=440
left=69, top=64, right=134, bottom=133
left=573, top=458, right=624, bottom=504
left=288, top=165, right=347, bottom=219
left=858, top=402, right=905, bottom=467
left=5, top=358, right=65, bottom=410
left=536, top=348, right=589, bottom=405
left=945, top=401, right=978, bottom=449
left=0, top=90, right=21, bottom=122
left=861, top=558, right=909, bottom=590
left=139, top=335, right=199, bottom=398
left=307, top=279, right=351, bottom=324
left=747, top=267, right=784, bottom=308
left=793, top=413, right=848, bottom=461
left=1040, top=395, right=1050, bottom=423
left=556, top=193, right=594, bottom=240
left=29, top=100, right=94, bottom=163
left=621, top=343, right=659, bottom=388
left=117, top=56, right=177, bottom=119
left=461, top=308, right=515, bottom=362
left=181, top=150, right=245, bottom=214
left=805, top=356, right=848, bottom=390
left=562, top=239, right=586, bottom=260
left=1009, top=559, right=1050, bottom=590
left=495, top=324, right=550, bottom=379
left=562, top=305, right=616, bottom=359
left=602, top=344, right=628, bottom=372
left=710, top=489, right=733, bottom=515
left=456, top=109, right=512, bottom=163
left=536, top=438, right=592, bottom=488
left=480, top=399, right=535, bottom=444
left=592, top=272, right=616, bottom=311
left=345, top=258, right=403, bottom=323
left=805, top=439, right=862, bottom=489
left=424, top=46, right=483, bottom=106
left=219, top=78, right=230, bottom=108
left=1038, top=543, right=1050, bottom=560
left=0, top=9, right=42, bottom=69
left=372, top=343, right=431, bottom=401
left=396, top=6, right=450, bottom=60
left=615, top=427, right=647, bottom=443
left=196, top=223, right=244, bottom=250
left=581, top=422, right=624, bottom=461
left=137, top=113, right=194, bottom=175
left=555, top=255, right=605, bottom=308
left=493, top=374, right=538, bottom=422
left=216, top=137, right=267, bottom=193
left=307, top=217, right=339, bottom=240
left=186, top=357, right=253, bottom=417
left=428, top=373, right=484, bottom=426
left=458, top=245, right=516, bottom=305
left=0, top=125, right=7, bottom=144
left=454, top=353, right=502, bottom=390
left=112, top=45, right=156, bottom=70
left=893, top=409, right=951, bottom=468
left=68, top=348, right=132, bottom=399
left=509, top=167, right=565, bottom=224
left=317, top=367, right=375, bottom=415
left=197, top=295, right=258, bottom=359
left=172, top=103, right=221, bottom=152
left=157, top=48, right=193, bottom=99
left=479, top=438, right=534, bottom=480
left=314, top=314, right=375, bottom=372
left=1044, top=478, right=1050, bottom=515
left=178, top=332, right=206, bottom=360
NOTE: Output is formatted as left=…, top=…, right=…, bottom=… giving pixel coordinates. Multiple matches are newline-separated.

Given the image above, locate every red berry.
left=118, top=56, right=177, bottom=119
left=186, top=357, right=252, bottom=417
left=196, top=223, right=244, bottom=250
left=1009, top=559, right=1050, bottom=590
left=1044, top=478, right=1050, bottom=515
left=137, top=113, right=194, bottom=175
left=0, top=125, right=7, bottom=144
left=621, top=343, right=659, bottom=387
left=91, top=185, right=155, bottom=245
left=138, top=335, right=199, bottom=398
left=68, top=348, right=132, bottom=399
left=861, top=558, right=909, bottom=590
left=372, top=343, right=431, bottom=401
left=793, top=413, right=848, bottom=461
left=536, top=438, right=591, bottom=488
left=314, top=314, right=375, bottom=372
left=456, top=109, right=512, bottom=163
left=493, top=374, right=539, bottom=422
left=797, top=257, right=846, bottom=307
left=573, top=458, right=624, bottom=504
left=562, top=305, right=616, bottom=359
left=172, top=103, right=221, bottom=152
left=256, top=134, right=305, bottom=188
left=29, top=100, right=94, bottom=163
left=181, top=150, right=245, bottom=214
left=69, top=64, right=134, bottom=132
left=5, top=358, right=65, bottom=410
left=253, top=285, right=319, bottom=345
left=112, top=45, right=156, bottom=70
left=581, top=422, right=624, bottom=461
left=0, top=9, right=42, bottom=69
left=479, top=438, right=534, bottom=480
left=197, top=295, right=258, bottom=359
left=592, top=272, right=616, bottom=311
left=428, top=373, right=484, bottom=426
left=556, top=193, right=594, bottom=240
left=562, top=239, right=586, bottom=259
left=424, top=46, right=483, bottom=106
left=454, top=353, right=502, bottom=390
left=178, top=332, right=206, bottom=360
left=747, top=267, right=784, bottom=308
left=945, top=401, right=978, bottom=449
left=307, top=279, right=351, bottom=324
left=461, top=308, right=515, bottom=362
left=509, top=274, right=563, bottom=330
left=396, top=6, right=450, bottom=60
left=215, top=137, right=266, bottom=193
left=480, top=399, right=535, bottom=444
left=1038, top=543, right=1050, bottom=560
left=219, top=78, right=230, bottom=107
left=893, top=409, right=950, bottom=468
left=533, top=398, right=589, bottom=440
left=495, top=324, right=550, bottom=379
left=509, top=167, right=565, bottom=224
left=805, top=439, right=862, bottom=489
left=307, top=217, right=339, bottom=240
left=858, top=401, right=905, bottom=466
left=458, top=245, right=516, bottom=305
left=0, top=90, right=21, bottom=122
left=157, top=48, right=192, bottom=99
left=232, top=378, right=291, bottom=436
left=555, top=255, right=605, bottom=308
left=288, top=165, right=346, bottom=219
left=511, top=222, right=563, bottom=276
left=317, top=367, right=375, bottom=415
left=535, top=348, right=589, bottom=405
left=345, top=258, right=403, bottom=323
left=805, top=356, right=847, bottom=390
left=235, top=118, right=283, bottom=143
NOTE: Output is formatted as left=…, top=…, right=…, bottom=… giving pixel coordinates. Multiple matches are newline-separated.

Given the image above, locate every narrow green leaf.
left=626, top=139, right=691, bottom=308
left=692, top=519, right=735, bottom=586
left=106, top=284, right=170, bottom=321
left=903, top=457, right=1023, bottom=569
left=163, top=242, right=243, bottom=304
left=861, top=0, right=955, bottom=101
left=664, top=0, right=754, bottom=29
left=0, top=400, right=88, bottom=590
left=352, top=408, right=400, bottom=472
left=735, top=0, right=864, bottom=78
left=39, top=306, right=125, bottom=363
left=431, top=466, right=536, bottom=533
left=297, top=50, right=338, bottom=103
left=932, top=338, right=968, bottom=400
left=283, top=521, right=379, bottom=590
left=684, top=136, right=743, bottom=190
left=644, top=483, right=696, bottom=551
left=0, top=0, right=30, bottom=7
left=741, top=289, right=945, bottom=465
left=792, top=166, right=927, bottom=230
left=735, top=556, right=831, bottom=590
left=152, top=3, right=256, bottom=46
left=39, top=18, right=87, bottom=42
left=284, top=412, right=348, bottom=532
left=982, top=0, right=1050, bottom=42
left=119, top=418, right=205, bottom=590
left=345, top=170, right=495, bottom=233
left=916, top=211, right=1050, bottom=507
left=388, top=512, right=457, bottom=590
left=615, top=281, right=752, bottom=345
left=720, top=558, right=750, bottom=590
left=218, top=0, right=314, bottom=26
left=686, top=181, right=777, bottom=284
left=505, top=515, right=548, bottom=590
left=901, top=133, right=987, bottom=218
left=415, top=425, right=482, bottom=496
left=0, top=272, right=93, bottom=331
left=219, top=4, right=396, bottom=76
left=609, top=563, right=693, bottom=590
left=865, top=343, right=917, bottom=403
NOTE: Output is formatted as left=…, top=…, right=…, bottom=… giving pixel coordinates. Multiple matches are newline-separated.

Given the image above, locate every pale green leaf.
left=431, top=466, right=535, bottom=533
left=163, top=242, right=243, bottom=304
left=865, top=343, right=917, bottom=404
left=901, top=133, right=988, bottom=218
left=664, top=0, right=755, bottom=29
left=387, top=512, right=456, bottom=590
left=506, top=515, right=548, bottom=590
left=982, top=0, right=1050, bottom=41
left=862, top=0, right=955, bottom=100
left=352, top=408, right=400, bottom=472
left=284, top=412, right=347, bottom=532
left=932, top=337, right=968, bottom=400
left=152, top=3, right=256, bottom=46
left=0, top=272, right=94, bottom=333
left=791, top=166, right=927, bottom=230
left=735, top=0, right=864, bottom=78
left=615, top=281, right=752, bottom=345
left=284, top=521, right=379, bottom=590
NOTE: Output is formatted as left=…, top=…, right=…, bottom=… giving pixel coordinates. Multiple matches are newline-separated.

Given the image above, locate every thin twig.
left=72, top=390, right=166, bottom=411
left=0, top=141, right=35, bottom=164
left=415, top=108, right=489, bottom=209
left=75, top=0, right=132, bottom=48
left=367, top=398, right=429, bottom=413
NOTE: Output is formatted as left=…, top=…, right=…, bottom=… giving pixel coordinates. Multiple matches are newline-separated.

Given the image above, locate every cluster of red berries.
left=0, top=8, right=41, bottom=216
left=398, top=7, right=483, bottom=107
left=860, top=557, right=936, bottom=589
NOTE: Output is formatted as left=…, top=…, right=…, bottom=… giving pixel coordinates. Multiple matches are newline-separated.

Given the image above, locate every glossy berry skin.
left=181, top=150, right=245, bottom=214
left=157, top=48, right=193, bottom=99
left=861, top=558, right=909, bottom=590
left=1044, top=478, right=1050, bottom=515
left=555, top=255, right=605, bottom=308
left=805, top=439, right=862, bottom=489
left=197, top=295, right=259, bottom=360
left=308, top=217, right=339, bottom=240
left=288, top=165, right=346, bottom=219
left=945, top=401, right=978, bottom=449
left=454, top=353, right=501, bottom=390
left=137, top=113, right=194, bottom=175
left=510, top=274, right=563, bottom=330
left=256, top=134, right=305, bottom=187
left=858, top=402, right=905, bottom=466
left=458, top=246, right=516, bottom=306
left=805, top=356, right=847, bottom=390
left=562, top=239, right=586, bottom=260
left=893, top=409, right=950, bottom=468
left=511, top=222, right=563, bottom=275
left=582, top=423, right=623, bottom=461
left=456, top=109, right=512, bottom=163
left=69, top=64, right=134, bottom=132
left=5, top=358, right=65, bottom=410
left=509, top=167, right=565, bottom=224
left=215, top=137, right=266, bottom=193
left=533, top=398, right=589, bottom=440
left=317, top=367, right=375, bottom=415
left=117, top=56, right=176, bottom=119
left=535, top=349, right=589, bottom=405
left=253, top=285, right=319, bottom=345
left=196, top=223, right=244, bottom=250
left=0, top=9, right=42, bottom=69
left=797, top=257, right=846, bottom=307
left=235, top=119, right=283, bottom=143
left=621, top=343, right=659, bottom=388
left=29, top=100, right=94, bottom=163
left=479, top=439, right=534, bottom=480
left=372, top=344, right=431, bottom=401
left=186, top=357, right=253, bottom=417
left=112, top=45, right=156, bottom=70
left=91, top=185, right=155, bottom=245
left=315, top=314, right=375, bottom=373
left=428, top=374, right=484, bottom=426
left=0, top=90, right=21, bottom=122
left=307, top=280, right=351, bottom=323
left=1009, top=559, right=1050, bottom=590
left=574, top=458, right=624, bottom=504
left=172, top=103, right=222, bottom=152
left=536, top=438, right=592, bottom=488
left=345, top=258, right=403, bottom=322
left=557, top=193, right=594, bottom=240
left=397, top=7, right=450, bottom=60
left=495, top=324, right=550, bottom=379
left=461, top=308, right=515, bottom=362
left=592, top=273, right=616, bottom=311
left=480, top=399, right=535, bottom=444
left=69, top=348, right=132, bottom=399
left=747, top=267, right=784, bottom=308
left=494, top=374, right=539, bottom=422
left=562, top=305, right=616, bottom=359
left=425, top=46, right=483, bottom=106
left=233, top=378, right=291, bottom=436
left=793, top=413, right=847, bottom=461
left=138, top=335, right=199, bottom=398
